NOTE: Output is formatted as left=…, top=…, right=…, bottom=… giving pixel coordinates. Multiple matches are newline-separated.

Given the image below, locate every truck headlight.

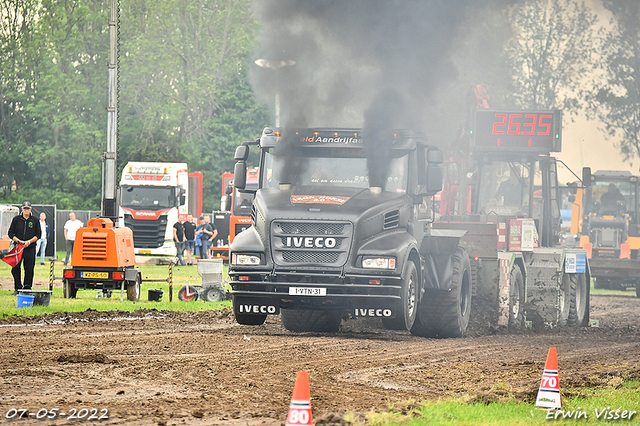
left=362, top=257, right=396, bottom=269
left=231, top=254, right=262, bottom=266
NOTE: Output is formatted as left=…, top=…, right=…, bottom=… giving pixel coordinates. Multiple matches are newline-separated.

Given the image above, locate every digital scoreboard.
left=471, top=109, right=562, bottom=153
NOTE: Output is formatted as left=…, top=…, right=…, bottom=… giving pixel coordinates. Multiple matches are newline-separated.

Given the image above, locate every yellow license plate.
left=82, top=271, right=109, bottom=279
left=139, top=250, right=151, bottom=254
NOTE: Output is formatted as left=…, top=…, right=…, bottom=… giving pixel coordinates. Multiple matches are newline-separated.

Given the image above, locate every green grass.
left=352, top=381, right=640, bottom=425
left=0, top=252, right=230, bottom=318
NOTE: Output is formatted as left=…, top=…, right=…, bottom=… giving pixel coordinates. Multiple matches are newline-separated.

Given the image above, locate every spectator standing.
left=173, top=215, right=186, bottom=266
left=195, top=216, right=214, bottom=260
left=63, top=212, right=83, bottom=265
left=8, top=201, right=41, bottom=294
left=36, top=212, right=50, bottom=265
left=204, top=215, right=218, bottom=257
left=183, top=214, right=196, bottom=265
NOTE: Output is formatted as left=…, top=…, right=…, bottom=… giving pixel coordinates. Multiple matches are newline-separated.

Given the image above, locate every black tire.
left=178, top=285, right=199, bottom=301
left=382, top=261, right=418, bottom=331
left=203, top=286, right=225, bottom=302
left=559, top=273, right=588, bottom=327
left=509, top=265, right=525, bottom=330
left=280, top=309, right=342, bottom=333
left=411, top=247, right=472, bottom=338
left=63, top=280, right=77, bottom=299
left=126, top=274, right=141, bottom=302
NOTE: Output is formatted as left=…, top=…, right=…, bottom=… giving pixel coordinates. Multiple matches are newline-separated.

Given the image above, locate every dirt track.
left=1, top=294, right=639, bottom=425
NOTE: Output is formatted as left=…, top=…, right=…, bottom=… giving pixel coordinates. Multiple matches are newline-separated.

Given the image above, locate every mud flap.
left=353, top=305, right=396, bottom=319
left=233, top=296, right=280, bottom=315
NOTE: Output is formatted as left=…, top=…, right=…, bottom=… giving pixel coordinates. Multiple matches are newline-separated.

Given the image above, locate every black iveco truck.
left=228, top=128, right=471, bottom=337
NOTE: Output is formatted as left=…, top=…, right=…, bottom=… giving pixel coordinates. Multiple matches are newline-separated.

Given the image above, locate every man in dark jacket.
left=8, top=201, right=41, bottom=293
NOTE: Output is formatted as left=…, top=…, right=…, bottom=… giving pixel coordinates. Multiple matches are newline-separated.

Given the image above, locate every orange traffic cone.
left=535, top=347, right=561, bottom=410
left=285, top=371, right=312, bottom=426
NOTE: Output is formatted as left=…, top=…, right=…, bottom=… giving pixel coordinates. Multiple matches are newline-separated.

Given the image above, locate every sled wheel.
left=280, top=309, right=343, bottom=333
left=382, top=261, right=418, bottom=331
left=203, top=286, right=225, bottom=302
left=509, top=265, right=525, bottom=330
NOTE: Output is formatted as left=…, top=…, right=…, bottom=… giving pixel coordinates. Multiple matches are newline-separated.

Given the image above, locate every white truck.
left=119, top=162, right=201, bottom=256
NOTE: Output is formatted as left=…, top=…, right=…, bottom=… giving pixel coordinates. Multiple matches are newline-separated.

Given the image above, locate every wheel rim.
left=575, top=275, right=585, bottom=319
left=559, top=274, right=569, bottom=320
left=407, top=274, right=416, bottom=319
left=183, top=288, right=196, bottom=301
left=510, top=276, right=520, bottom=319
left=460, top=271, right=470, bottom=317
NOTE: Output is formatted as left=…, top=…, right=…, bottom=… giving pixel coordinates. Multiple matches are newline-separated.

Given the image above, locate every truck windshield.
left=233, top=183, right=258, bottom=216
left=261, top=148, right=408, bottom=193
left=476, top=161, right=532, bottom=214
left=588, top=180, right=635, bottom=216
left=121, top=186, right=176, bottom=210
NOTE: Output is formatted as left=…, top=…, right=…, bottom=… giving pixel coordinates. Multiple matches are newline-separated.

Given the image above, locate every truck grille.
left=272, top=220, right=352, bottom=267
left=123, top=216, right=166, bottom=248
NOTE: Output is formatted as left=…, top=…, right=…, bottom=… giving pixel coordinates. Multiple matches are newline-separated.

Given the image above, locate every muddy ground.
left=0, top=292, right=639, bottom=425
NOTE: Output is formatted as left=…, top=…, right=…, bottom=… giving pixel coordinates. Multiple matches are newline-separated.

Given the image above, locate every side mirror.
left=425, top=165, right=443, bottom=196
left=582, top=167, right=592, bottom=187
left=234, top=161, right=247, bottom=190
left=179, top=188, right=186, bottom=205
left=234, top=145, right=249, bottom=161
left=427, top=148, right=444, bottom=164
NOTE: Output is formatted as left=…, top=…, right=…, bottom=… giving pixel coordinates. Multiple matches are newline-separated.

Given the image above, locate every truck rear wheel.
left=63, top=280, right=77, bottom=299
left=559, top=273, right=588, bottom=327
left=281, top=309, right=342, bottom=333
left=382, top=261, right=418, bottom=331
left=509, top=266, right=525, bottom=330
left=411, top=247, right=472, bottom=338
left=126, top=275, right=141, bottom=302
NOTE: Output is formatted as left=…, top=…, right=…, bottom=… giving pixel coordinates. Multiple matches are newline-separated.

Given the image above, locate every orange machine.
left=63, top=218, right=141, bottom=300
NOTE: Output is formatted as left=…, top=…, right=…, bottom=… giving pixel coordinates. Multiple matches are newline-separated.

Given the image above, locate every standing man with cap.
left=7, top=201, right=41, bottom=294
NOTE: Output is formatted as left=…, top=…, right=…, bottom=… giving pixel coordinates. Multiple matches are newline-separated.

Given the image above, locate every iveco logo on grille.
left=284, top=236, right=336, bottom=248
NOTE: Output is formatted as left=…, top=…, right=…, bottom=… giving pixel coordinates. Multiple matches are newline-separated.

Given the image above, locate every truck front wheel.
left=382, top=261, right=418, bottom=331
left=281, top=309, right=343, bottom=333
left=411, top=247, right=472, bottom=338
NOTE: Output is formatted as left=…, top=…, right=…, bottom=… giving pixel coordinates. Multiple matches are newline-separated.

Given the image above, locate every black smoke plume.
left=250, top=1, right=505, bottom=187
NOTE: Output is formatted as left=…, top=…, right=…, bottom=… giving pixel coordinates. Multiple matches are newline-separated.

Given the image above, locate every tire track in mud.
left=0, top=296, right=639, bottom=425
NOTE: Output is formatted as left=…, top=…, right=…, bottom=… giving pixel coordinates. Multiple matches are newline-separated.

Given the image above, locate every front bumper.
left=229, top=270, right=403, bottom=315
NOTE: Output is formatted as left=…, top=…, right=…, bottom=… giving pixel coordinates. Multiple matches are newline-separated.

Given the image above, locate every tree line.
left=0, top=0, right=638, bottom=211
